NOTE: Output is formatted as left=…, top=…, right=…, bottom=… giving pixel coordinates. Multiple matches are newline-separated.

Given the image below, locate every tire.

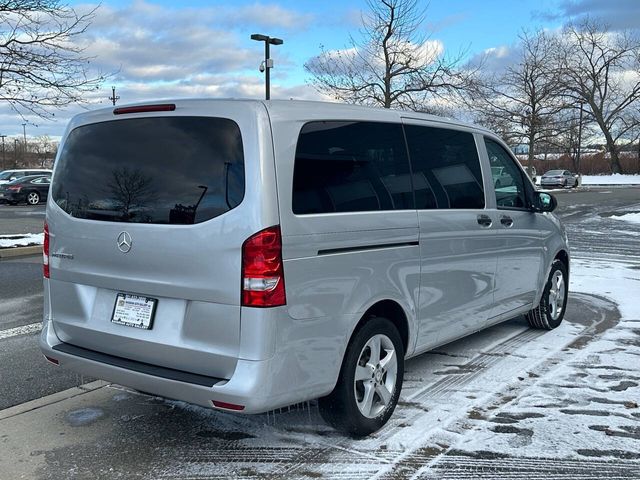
left=526, top=259, right=568, bottom=330
left=573, top=179, right=578, bottom=188
left=26, top=191, right=40, bottom=205
left=319, top=316, right=404, bottom=437
left=495, top=180, right=501, bottom=188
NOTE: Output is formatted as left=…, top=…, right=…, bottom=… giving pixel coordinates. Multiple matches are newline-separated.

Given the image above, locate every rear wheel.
left=526, top=259, right=568, bottom=330
left=495, top=180, right=501, bottom=188
left=319, top=316, right=404, bottom=437
left=26, top=191, right=40, bottom=205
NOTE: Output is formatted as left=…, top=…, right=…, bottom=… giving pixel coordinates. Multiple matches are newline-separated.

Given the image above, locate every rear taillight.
left=7, top=186, right=21, bottom=192
left=43, top=222, right=49, bottom=278
left=241, top=225, right=286, bottom=307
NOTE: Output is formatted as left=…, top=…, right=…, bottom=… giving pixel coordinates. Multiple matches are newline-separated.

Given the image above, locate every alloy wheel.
left=353, top=333, right=397, bottom=418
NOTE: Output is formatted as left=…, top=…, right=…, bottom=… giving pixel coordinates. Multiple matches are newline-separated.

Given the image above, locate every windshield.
left=545, top=170, right=564, bottom=175
left=0, top=171, right=16, bottom=180
left=52, top=116, right=245, bottom=224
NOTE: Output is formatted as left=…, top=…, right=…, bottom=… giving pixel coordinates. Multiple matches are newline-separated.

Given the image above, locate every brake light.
left=113, top=104, right=176, bottom=115
left=241, top=226, right=286, bottom=307
left=43, top=222, right=50, bottom=278
left=7, top=186, right=21, bottom=192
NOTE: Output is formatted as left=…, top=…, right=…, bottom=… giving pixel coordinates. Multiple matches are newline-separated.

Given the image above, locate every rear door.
left=403, top=121, right=501, bottom=350
left=47, top=101, right=275, bottom=379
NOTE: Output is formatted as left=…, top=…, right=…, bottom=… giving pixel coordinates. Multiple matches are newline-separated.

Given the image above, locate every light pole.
left=0, top=135, right=6, bottom=166
left=13, top=138, right=18, bottom=167
left=109, top=86, right=120, bottom=106
left=250, top=33, right=283, bottom=100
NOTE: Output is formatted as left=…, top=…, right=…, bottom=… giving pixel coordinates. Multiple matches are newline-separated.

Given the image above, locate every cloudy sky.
left=2, top=0, right=639, bottom=141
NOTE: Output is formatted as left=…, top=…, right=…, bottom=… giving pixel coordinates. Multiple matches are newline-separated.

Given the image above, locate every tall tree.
left=470, top=31, right=566, bottom=171
left=304, top=0, right=477, bottom=110
left=0, top=1, right=105, bottom=119
left=557, top=20, right=640, bottom=173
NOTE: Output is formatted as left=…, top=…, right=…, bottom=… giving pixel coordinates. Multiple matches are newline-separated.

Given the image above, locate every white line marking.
left=0, top=322, right=42, bottom=340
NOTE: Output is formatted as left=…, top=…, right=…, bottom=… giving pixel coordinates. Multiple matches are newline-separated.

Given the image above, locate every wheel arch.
left=353, top=299, right=410, bottom=357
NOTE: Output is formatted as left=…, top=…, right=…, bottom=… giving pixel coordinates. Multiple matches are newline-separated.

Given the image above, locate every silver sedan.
left=540, top=170, right=579, bottom=188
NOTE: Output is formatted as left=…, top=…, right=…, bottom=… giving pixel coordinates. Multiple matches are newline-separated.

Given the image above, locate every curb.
left=0, top=380, right=109, bottom=421
left=0, top=245, right=42, bottom=259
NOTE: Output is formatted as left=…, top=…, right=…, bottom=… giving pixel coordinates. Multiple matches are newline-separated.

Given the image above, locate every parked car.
left=41, top=99, right=569, bottom=436
left=541, top=170, right=579, bottom=188
left=0, top=175, right=51, bottom=205
left=491, top=166, right=515, bottom=188
left=0, top=168, right=52, bottom=185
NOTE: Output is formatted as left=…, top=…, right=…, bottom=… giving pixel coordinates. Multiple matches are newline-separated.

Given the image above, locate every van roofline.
left=69, top=98, right=488, bottom=134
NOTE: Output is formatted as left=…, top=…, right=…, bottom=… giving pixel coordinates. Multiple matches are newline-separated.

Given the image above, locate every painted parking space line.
left=0, top=322, right=42, bottom=340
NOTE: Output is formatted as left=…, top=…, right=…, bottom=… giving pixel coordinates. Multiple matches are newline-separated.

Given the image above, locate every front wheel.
left=526, top=259, right=568, bottom=330
left=319, top=317, right=404, bottom=437
left=26, top=191, right=40, bottom=205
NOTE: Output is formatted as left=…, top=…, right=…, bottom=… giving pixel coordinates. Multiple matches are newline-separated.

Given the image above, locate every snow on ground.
left=581, top=174, right=640, bottom=185
left=0, top=233, right=43, bottom=248
left=610, top=212, right=640, bottom=224
left=442, top=257, right=640, bottom=461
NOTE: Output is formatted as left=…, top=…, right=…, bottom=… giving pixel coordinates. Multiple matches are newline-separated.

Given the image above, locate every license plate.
left=111, top=293, right=157, bottom=329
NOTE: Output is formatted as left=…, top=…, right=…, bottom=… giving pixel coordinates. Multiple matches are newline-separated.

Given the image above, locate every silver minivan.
left=40, top=100, right=569, bottom=436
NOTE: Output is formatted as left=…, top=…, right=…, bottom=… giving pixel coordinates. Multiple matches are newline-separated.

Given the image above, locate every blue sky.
left=2, top=0, right=639, bottom=140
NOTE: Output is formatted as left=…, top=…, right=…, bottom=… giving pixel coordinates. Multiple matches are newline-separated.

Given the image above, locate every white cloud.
left=0, top=1, right=319, bottom=138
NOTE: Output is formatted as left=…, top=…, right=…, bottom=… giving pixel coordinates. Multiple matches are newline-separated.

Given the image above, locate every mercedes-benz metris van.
left=40, top=100, right=569, bottom=436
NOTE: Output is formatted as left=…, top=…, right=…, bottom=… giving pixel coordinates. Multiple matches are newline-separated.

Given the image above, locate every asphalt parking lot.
left=0, top=203, right=46, bottom=235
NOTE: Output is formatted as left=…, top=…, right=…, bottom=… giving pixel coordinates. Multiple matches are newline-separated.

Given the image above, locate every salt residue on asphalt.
left=0, top=233, right=43, bottom=248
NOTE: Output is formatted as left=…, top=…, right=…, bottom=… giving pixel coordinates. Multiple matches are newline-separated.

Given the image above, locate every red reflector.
left=212, top=400, right=245, bottom=411
left=241, top=225, right=286, bottom=308
left=44, top=355, right=59, bottom=365
left=43, top=221, right=50, bottom=278
left=113, top=104, right=176, bottom=115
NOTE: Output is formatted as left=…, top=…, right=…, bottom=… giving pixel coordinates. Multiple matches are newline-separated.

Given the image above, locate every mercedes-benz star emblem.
left=117, top=231, right=132, bottom=253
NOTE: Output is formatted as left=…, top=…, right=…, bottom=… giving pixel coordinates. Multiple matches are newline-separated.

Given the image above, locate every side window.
left=485, top=138, right=527, bottom=209
left=404, top=125, right=484, bottom=209
left=293, top=121, right=414, bottom=214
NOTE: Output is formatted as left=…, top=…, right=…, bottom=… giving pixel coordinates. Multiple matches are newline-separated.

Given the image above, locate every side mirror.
left=532, top=191, right=557, bottom=212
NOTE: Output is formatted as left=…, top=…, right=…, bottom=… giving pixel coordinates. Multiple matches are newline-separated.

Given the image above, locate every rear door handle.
left=477, top=214, right=492, bottom=228
left=500, top=215, right=513, bottom=228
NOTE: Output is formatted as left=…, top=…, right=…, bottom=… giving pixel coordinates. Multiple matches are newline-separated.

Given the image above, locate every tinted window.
left=52, top=117, right=244, bottom=224
left=293, top=121, right=413, bottom=214
left=405, top=125, right=484, bottom=209
left=485, top=138, right=527, bottom=209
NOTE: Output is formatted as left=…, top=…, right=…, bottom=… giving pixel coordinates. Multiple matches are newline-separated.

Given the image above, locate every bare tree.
left=557, top=20, right=640, bottom=173
left=107, top=167, right=155, bottom=220
left=32, top=134, right=56, bottom=167
left=0, top=1, right=105, bottom=119
left=471, top=31, right=566, bottom=171
left=304, top=0, right=478, bottom=110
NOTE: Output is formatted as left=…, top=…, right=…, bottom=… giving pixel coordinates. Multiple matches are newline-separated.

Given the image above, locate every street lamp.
left=0, top=135, right=6, bottom=166
left=250, top=33, right=284, bottom=100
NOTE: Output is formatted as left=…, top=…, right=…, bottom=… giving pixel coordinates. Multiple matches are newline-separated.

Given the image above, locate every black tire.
left=26, top=191, right=40, bottom=205
left=495, top=180, right=501, bottom=188
left=573, top=179, right=578, bottom=188
left=526, top=259, right=568, bottom=330
left=319, top=316, right=404, bottom=437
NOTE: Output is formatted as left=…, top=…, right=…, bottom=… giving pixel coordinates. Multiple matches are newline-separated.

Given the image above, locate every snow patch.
left=0, top=233, right=43, bottom=248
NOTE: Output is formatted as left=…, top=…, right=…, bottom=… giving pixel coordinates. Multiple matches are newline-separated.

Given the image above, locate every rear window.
left=52, top=117, right=244, bottom=224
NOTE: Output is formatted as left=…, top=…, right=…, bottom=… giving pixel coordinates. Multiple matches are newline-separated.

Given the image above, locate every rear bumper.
left=39, top=319, right=328, bottom=413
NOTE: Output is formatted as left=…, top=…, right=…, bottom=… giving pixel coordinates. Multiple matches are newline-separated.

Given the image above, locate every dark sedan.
left=0, top=175, right=51, bottom=205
